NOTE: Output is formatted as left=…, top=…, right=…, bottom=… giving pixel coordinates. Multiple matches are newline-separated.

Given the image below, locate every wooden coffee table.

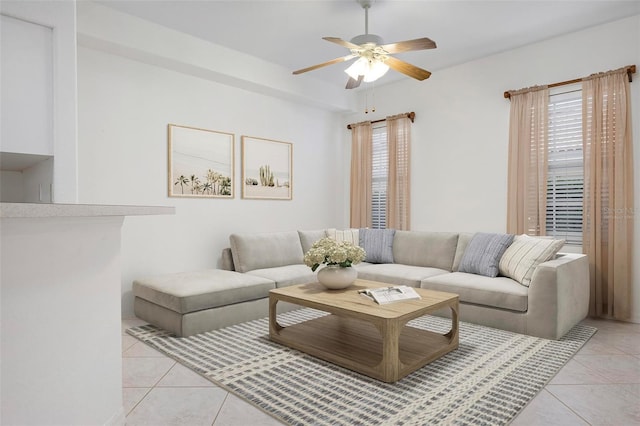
left=269, top=279, right=459, bottom=383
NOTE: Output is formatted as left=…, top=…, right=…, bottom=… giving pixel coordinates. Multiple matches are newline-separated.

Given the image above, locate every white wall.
left=343, top=15, right=640, bottom=322
left=77, top=46, right=345, bottom=317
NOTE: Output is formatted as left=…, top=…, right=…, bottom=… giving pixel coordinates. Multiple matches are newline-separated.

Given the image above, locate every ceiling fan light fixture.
left=345, top=57, right=367, bottom=79
left=364, top=60, right=389, bottom=82
left=291, top=0, right=435, bottom=88
left=344, top=57, right=389, bottom=82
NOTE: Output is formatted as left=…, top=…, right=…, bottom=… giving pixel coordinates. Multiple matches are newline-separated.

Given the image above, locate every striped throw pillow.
left=326, top=228, right=359, bottom=245
left=499, top=234, right=565, bottom=286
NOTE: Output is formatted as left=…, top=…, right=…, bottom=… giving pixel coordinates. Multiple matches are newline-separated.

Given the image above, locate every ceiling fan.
left=292, top=0, right=436, bottom=89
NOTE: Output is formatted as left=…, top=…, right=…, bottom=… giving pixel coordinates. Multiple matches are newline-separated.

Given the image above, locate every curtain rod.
left=503, top=64, right=636, bottom=99
left=347, top=112, right=415, bottom=130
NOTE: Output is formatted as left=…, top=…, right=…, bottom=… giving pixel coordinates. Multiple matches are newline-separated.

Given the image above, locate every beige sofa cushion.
left=357, top=263, right=449, bottom=288
left=133, top=269, right=275, bottom=314
left=392, top=231, right=459, bottom=271
left=247, top=264, right=317, bottom=288
left=421, top=272, right=528, bottom=312
left=230, top=231, right=304, bottom=273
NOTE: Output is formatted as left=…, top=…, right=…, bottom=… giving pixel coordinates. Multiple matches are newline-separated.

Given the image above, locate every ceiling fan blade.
left=345, top=75, right=364, bottom=90
left=292, top=54, right=356, bottom=75
left=322, top=37, right=362, bottom=50
left=381, top=37, right=437, bottom=54
left=385, top=56, right=432, bottom=80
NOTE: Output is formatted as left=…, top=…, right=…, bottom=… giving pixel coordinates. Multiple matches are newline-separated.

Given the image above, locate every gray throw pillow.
left=359, top=228, right=395, bottom=264
left=458, top=232, right=514, bottom=277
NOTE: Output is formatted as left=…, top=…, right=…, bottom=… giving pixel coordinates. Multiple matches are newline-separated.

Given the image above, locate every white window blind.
left=371, top=124, right=387, bottom=229
left=546, top=89, right=583, bottom=245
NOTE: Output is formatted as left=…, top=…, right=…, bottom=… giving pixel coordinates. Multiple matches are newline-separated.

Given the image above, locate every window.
left=546, top=89, right=583, bottom=245
left=371, top=124, right=387, bottom=229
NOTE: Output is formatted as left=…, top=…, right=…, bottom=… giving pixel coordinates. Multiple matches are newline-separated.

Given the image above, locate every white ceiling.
left=97, top=0, right=640, bottom=89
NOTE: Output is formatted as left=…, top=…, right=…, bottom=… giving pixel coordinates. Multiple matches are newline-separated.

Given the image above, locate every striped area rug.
left=127, top=309, right=596, bottom=425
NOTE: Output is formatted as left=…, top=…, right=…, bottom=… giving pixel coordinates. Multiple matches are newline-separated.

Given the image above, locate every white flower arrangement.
left=303, top=237, right=366, bottom=272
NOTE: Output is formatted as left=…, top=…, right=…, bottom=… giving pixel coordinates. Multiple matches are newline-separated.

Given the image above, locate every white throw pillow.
left=499, top=234, right=565, bottom=286
left=326, top=228, right=360, bottom=245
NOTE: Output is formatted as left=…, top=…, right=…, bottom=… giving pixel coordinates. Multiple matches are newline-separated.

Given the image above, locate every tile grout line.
left=123, top=336, right=176, bottom=420
left=544, top=386, right=594, bottom=425
left=123, top=361, right=176, bottom=420
left=567, top=355, right=617, bottom=384
left=124, top=387, right=154, bottom=418
left=211, top=393, right=232, bottom=426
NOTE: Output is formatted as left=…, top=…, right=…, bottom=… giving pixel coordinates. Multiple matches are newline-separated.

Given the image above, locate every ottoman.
left=133, top=269, right=276, bottom=337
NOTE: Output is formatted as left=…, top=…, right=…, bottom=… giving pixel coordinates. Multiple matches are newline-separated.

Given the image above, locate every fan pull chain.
left=364, top=87, right=368, bottom=114
left=371, top=83, right=376, bottom=113
left=364, top=83, right=376, bottom=114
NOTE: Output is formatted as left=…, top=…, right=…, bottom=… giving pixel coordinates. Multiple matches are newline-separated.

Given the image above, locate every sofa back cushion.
left=230, top=231, right=304, bottom=273
left=452, top=232, right=474, bottom=272
left=392, top=231, right=459, bottom=271
left=298, top=229, right=328, bottom=254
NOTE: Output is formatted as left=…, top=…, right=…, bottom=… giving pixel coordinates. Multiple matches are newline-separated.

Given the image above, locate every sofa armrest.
left=526, top=253, right=589, bottom=339
left=221, top=248, right=235, bottom=271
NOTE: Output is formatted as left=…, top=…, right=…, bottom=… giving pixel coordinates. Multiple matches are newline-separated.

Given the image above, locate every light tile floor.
left=122, top=317, right=640, bottom=425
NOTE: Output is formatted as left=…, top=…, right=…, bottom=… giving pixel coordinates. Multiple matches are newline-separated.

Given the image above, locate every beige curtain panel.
left=349, top=121, right=373, bottom=228
left=386, top=114, right=412, bottom=230
left=506, top=86, right=549, bottom=235
left=582, top=68, right=634, bottom=320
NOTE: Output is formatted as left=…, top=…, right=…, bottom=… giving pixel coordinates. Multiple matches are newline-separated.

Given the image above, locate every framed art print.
left=241, top=136, right=293, bottom=200
left=168, top=124, right=234, bottom=198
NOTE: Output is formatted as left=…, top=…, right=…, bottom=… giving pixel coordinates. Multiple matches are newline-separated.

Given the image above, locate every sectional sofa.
left=133, top=228, right=589, bottom=339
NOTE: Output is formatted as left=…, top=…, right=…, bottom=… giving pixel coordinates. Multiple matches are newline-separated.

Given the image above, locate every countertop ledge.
left=0, top=203, right=175, bottom=218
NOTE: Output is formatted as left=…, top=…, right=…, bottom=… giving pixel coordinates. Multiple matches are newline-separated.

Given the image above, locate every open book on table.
left=358, top=285, right=421, bottom=305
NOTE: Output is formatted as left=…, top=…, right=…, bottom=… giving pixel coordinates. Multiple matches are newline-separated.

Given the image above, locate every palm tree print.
left=174, top=175, right=189, bottom=194
left=219, top=176, right=232, bottom=195
left=189, top=174, right=200, bottom=194
left=172, top=170, right=231, bottom=197
left=207, top=169, right=221, bottom=195
left=201, top=182, right=213, bottom=195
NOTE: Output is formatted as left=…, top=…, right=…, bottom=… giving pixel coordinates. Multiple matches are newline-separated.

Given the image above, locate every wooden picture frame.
left=241, top=136, right=293, bottom=200
left=168, top=124, right=234, bottom=198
